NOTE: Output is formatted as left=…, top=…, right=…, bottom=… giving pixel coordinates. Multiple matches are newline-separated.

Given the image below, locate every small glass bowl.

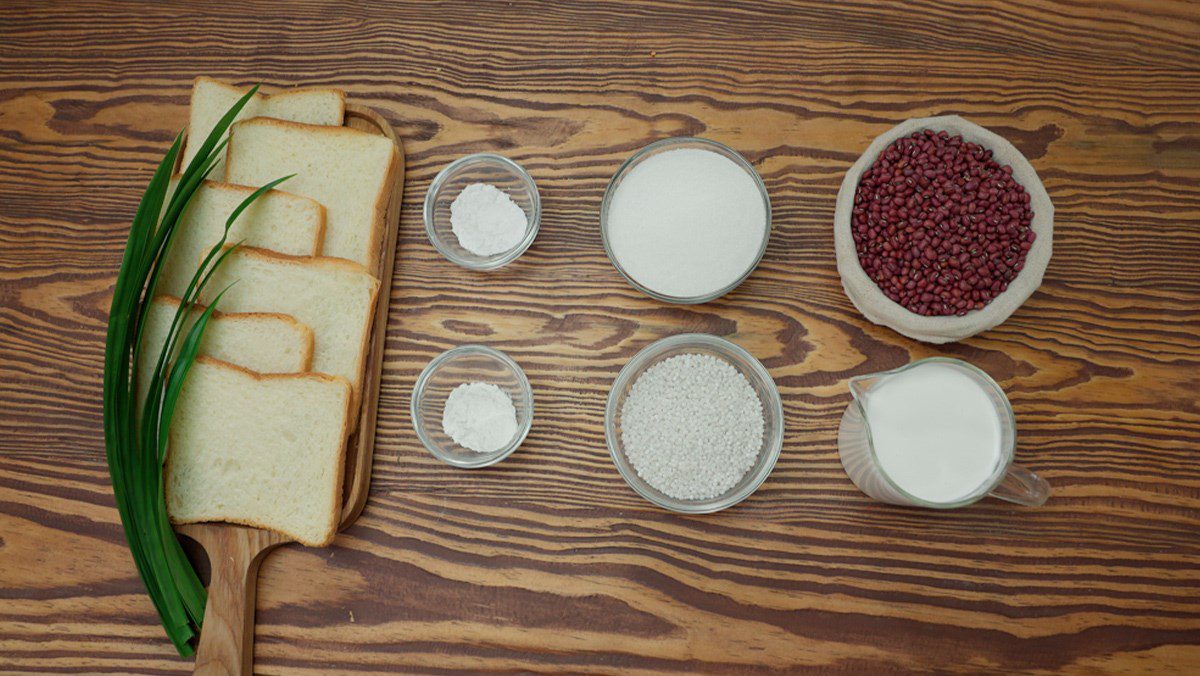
left=605, top=333, right=784, bottom=513
left=411, top=345, right=534, bottom=468
left=423, top=153, right=541, bottom=270
left=600, top=137, right=772, bottom=304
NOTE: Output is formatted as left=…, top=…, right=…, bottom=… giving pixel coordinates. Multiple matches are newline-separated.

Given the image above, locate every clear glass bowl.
left=600, top=137, right=772, bottom=304
left=423, top=153, right=541, bottom=270
left=604, top=333, right=784, bottom=513
left=411, top=345, right=534, bottom=468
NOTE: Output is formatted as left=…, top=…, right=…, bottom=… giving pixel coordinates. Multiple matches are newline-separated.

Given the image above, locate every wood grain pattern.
left=1, top=0, right=1198, bottom=673
left=181, top=525, right=282, bottom=676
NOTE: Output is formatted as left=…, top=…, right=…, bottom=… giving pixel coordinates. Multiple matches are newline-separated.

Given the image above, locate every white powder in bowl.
left=449, top=182, right=528, bottom=256
left=606, top=147, right=767, bottom=299
left=620, top=353, right=765, bottom=500
left=442, top=381, right=519, bottom=453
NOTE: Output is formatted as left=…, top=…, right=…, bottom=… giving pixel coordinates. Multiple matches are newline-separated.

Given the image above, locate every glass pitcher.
left=837, top=357, right=1050, bottom=508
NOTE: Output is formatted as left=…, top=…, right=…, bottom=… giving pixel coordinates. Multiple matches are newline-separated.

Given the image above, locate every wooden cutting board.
left=174, top=104, right=405, bottom=675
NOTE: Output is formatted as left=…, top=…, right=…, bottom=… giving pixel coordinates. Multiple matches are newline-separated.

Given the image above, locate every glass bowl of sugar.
left=424, top=153, right=541, bottom=270
left=605, top=333, right=784, bottom=513
left=601, top=137, right=772, bottom=304
left=411, top=345, right=534, bottom=468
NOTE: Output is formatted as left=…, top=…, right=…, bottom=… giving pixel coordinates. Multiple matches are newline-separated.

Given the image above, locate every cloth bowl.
left=834, top=115, right=1054, bottom=344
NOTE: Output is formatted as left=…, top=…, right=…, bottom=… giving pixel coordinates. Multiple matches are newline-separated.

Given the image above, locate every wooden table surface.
left=2, top=1, right=1198, bottom=673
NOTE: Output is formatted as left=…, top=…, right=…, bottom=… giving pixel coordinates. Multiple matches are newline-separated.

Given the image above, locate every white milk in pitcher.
left=864, top=361, right=1002, bottom=503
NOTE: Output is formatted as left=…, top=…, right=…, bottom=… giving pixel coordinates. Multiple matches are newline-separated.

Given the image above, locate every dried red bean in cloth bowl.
left=833, top=115, right=1054, bottom=344
left=853, top=130, right=1036, bottom=317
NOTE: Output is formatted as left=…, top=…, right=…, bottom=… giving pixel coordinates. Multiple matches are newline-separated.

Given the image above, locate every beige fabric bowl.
left=834, top=115, right=1054, bottom=344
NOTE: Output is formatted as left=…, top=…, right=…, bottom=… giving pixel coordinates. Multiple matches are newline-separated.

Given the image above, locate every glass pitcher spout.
left=848, top=373, right=882, bottom=402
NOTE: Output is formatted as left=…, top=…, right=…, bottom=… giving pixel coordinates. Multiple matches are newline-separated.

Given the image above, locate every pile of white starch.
left=449, top=182, right=528, bottom=256
left=442, top=381, right=518, bottom=453
left=620, top=353, right=764, bottom=500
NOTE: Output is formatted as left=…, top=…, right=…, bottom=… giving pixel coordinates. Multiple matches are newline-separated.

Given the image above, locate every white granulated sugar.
left=441, top=381, right=519, bottom=453
left=607, top=148, right=767, bottom=298
left=449, top=182, right=528, bottom=256
left=620, top=353, right=765, bottom=501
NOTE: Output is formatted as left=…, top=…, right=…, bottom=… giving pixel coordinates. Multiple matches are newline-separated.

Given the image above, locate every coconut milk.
left=863, top=361, right=1002, bottom=503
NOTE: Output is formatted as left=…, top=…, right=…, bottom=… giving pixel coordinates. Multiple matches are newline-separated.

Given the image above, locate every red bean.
left=852, top=130, right=1035, bottom=316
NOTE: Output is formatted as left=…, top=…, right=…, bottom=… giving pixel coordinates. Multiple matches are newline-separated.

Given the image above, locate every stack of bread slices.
left=143, top=77, right=399, bottom=546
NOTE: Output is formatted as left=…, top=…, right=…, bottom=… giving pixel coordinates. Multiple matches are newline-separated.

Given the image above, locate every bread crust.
left=196, top=179, right=328, bottom=257
left=151, top=294, right=316, bottom=371
left=193, top=75, right=347, bottom=113
left=162, top=176, right=328, bottom=264
left=212, top=245, right=380, bottom=421
left=223, top=116, right=398, bottom=276
left=164, top=356, right=352, bottom=547
left=373, top=138, right=401, bottom=278
left=183, top=76, right=346, bottom=171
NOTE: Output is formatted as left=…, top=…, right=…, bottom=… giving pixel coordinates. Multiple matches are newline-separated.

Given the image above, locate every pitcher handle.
left=988, top=464, right=1050, bottom=506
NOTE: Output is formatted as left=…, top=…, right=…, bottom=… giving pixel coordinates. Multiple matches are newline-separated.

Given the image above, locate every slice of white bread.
left=159, top=178, right=325, bottom=298
left=181, top=76, right=344, bottom=174
left=225, top=118, right=399, bottom=275
left=199, top=246, right=380, bottom=415
left=166, top=356, right=352, bottom=546
left=136, top=295, right=314, bottom=411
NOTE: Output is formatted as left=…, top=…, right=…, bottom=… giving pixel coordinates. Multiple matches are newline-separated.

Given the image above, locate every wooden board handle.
left=182, top=525, right=283, bottom=676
